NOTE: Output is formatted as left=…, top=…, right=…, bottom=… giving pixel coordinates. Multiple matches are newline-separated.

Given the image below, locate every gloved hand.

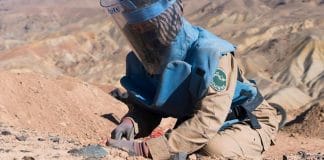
left=111, top=117, right=136, bottom=140
left=107, top=139, right=150, bottom=157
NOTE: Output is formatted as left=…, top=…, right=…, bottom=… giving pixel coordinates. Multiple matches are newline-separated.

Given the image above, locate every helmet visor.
left=101, top=0, right=183, bottom=74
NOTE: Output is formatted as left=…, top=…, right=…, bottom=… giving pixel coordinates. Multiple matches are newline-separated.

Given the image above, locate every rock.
left=188, top=154, right=197, bottom=160
left=15, top=135, right=28, bottom=141
left=37, top=137, right=46, bottom=141
left=0, top=149, right=11, bottom=153
left=22, top=156, right=35, bottom=160
left=49, top=136, right=60, bottom=143
left=67, top=139, right=76, bottom=144
left=68, top=144, right=107, bottom=158
left=84, top=158, right=100, bottom=160
left=53, top=146, right=60, bottom=150
left=171, top=152, right=187, bottom=160
left=1, top=130, right=11, bottom=135
left=289, top=133, right=295, bottom=137
left=20, top=150, right=31, bottom=153
left=283, top=151, right=324, bottom=160
left=52, top=155, right=60, bottom=159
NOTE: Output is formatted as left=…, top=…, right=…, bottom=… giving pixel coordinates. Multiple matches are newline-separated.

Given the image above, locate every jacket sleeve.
left=146, top=53, right=238, bottom=159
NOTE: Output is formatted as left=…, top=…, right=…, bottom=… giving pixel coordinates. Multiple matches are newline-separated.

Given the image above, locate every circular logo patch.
left=210, top=68, right=227, bottom=92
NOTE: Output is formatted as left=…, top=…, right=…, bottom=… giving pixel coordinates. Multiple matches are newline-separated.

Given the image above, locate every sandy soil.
left=0, top=72, right=322, bottom=160
left=264, top=132, right=324, bottom=160
left=284, top=104, right=324, bottom=139
left=1, top=124, right=323, bottom=160
left=0, top=71, right=128, bottom=144
left=0, top=123, right=147, bottom=160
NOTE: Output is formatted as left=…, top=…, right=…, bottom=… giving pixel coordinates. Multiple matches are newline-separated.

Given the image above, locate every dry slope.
left=0, top=71, right=128, bottom=143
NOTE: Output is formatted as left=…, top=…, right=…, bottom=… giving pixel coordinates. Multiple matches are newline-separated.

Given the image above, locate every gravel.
left=50, top=136, right=60, bottom=143
left=15, top=135, right=28, bottom=141
left=68, top=144, right=107, bottom=158
left=1, top=130, right=12, bottom=135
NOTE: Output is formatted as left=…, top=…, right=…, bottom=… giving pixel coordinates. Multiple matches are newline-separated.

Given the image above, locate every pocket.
left=189, top=67, right=206, bottom=99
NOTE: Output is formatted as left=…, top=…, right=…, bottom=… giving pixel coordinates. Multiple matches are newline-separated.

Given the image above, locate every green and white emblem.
left=210, top=68, right=227, bottom=92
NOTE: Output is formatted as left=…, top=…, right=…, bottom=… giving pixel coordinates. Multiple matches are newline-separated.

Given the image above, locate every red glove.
left=111, top=117, right=136, bottom=140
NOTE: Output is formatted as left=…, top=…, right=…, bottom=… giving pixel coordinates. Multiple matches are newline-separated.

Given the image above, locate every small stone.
left=53, top=146, right=60, bottom=150
left=68, top=144, right=107, bottom=158
left=1, top=130, right=11, bottom=135
left=50, top=136, right=60, bottom=143
left=171, top=152, right=187, bottom=160
left=52, top=155, right=60, bottom=159
left=85, top=158, right=100, bottom=160
left=20, top=150, right=31, bottom=153
left=37, top=137, right=46, bottom=141
left=16, top=135, right=28, bottom=141
left=188, top=154, right=197, bottom=160
left=67, top=139, right=75, bottom=144
left=22, top=156, right=35, bottom=160
left=195, top=154, right=205, bottom=159
left=297, top=151, right=307, bottom=158
left=1, top=149, right=11, bottom=153
left=283, top=155, right=288, bottom=160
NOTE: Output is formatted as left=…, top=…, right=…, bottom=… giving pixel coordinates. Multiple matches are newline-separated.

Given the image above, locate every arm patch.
left=210, top=68, right=227, bottom=92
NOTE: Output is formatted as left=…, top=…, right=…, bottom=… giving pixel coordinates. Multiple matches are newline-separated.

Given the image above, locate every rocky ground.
left=0, top=123, right=146, bottom=160
left=0, top=72, right=322, bottom=159
left=1, top=122, right=323, bottom=160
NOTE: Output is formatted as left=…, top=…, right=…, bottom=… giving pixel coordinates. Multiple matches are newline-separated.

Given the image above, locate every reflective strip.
left=123, top=0, right=176, bottom=24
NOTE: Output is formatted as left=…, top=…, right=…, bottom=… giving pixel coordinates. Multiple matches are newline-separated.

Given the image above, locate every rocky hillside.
left=186, top=0, right=324, bottom=113
left=0, top=0, right=128, bottom=84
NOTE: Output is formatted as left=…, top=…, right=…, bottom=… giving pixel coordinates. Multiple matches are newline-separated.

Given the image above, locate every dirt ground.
left=0, top=72, right=322, bottom=160
left=283, top=104, right=324, bottom=139
left=0, top=72, right=128, bottom=144
left=1, top=124, right=323, bottom=160
left=0, top=123, right=147, bottom=160
left=264, top=132, right=324, bottom=159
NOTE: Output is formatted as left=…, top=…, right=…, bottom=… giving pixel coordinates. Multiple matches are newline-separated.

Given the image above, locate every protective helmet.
left=100, top=0, right=183, bottom=74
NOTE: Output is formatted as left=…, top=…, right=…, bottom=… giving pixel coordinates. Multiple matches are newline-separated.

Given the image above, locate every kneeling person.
left=100, top=0, right=280, bottom=159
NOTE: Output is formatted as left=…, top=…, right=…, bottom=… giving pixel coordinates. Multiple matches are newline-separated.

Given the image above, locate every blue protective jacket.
left=121, top=19, right=262, bottom=128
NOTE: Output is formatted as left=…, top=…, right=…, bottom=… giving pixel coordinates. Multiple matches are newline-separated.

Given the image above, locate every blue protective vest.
left=121, top=19, right=262, bottom=128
